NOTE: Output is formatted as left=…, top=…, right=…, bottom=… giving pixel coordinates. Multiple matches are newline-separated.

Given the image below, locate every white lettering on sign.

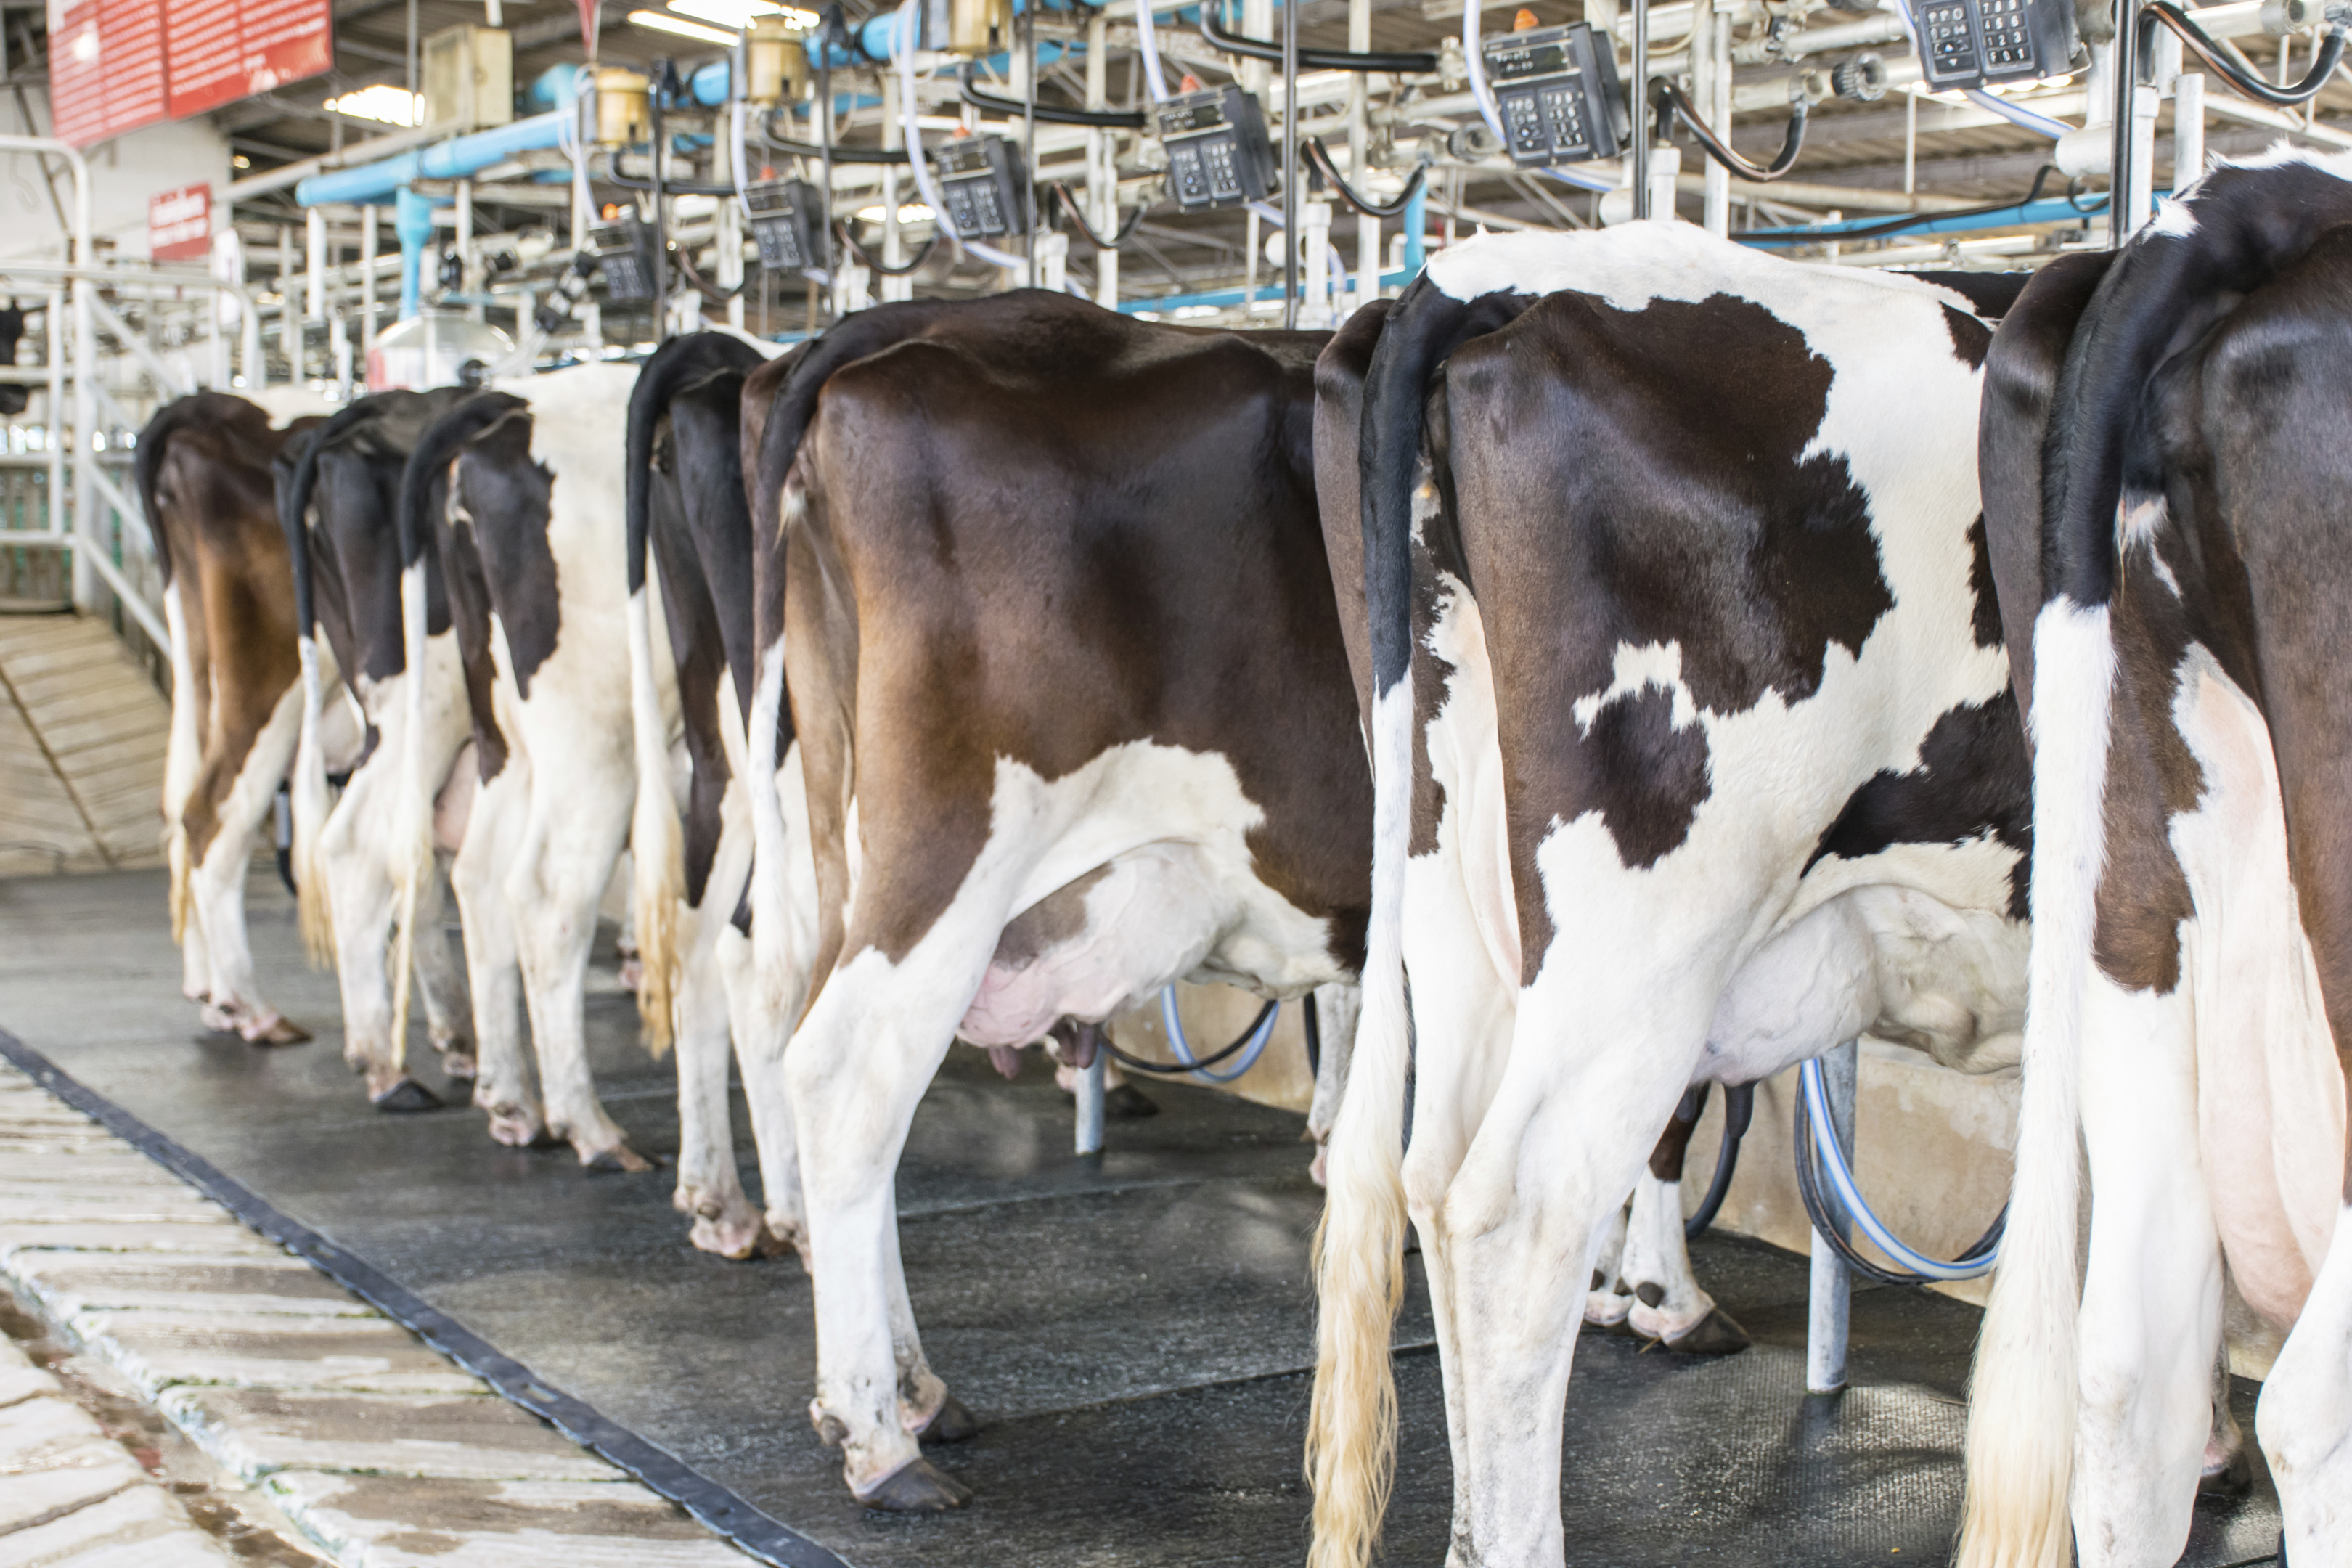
left=149, top=184, right=213, bottom=263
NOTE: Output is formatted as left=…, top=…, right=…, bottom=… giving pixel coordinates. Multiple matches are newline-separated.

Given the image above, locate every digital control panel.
left=931, top=134, right=1029, bottom=239
left=742, top=179, right=827, bottom=271
left=1482, top=21, right=1627, bottom=167
left=1157, top=86, right=1278, bottom=212
left=1909, top=0, right=2074, bottom=90
left=588, top=216, right=657, bottom=302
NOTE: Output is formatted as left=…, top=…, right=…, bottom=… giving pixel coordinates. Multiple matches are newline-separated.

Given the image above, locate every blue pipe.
left=1119, top=268, right=1411, bottom=315
left=393, top=187, right=448, bottom=320
left=296, top=110, right=575, bottom=207
left=1740, top=192, right=2117, bottom=245
left=1402, top=179, right=1426, bottom=277
left=690, top=60, right=732, bottom=106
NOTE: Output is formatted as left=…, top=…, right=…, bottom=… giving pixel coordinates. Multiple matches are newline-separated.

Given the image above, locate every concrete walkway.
left=0, top=614, right=167, bottom=878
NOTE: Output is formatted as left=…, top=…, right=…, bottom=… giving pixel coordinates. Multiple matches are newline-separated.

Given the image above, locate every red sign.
left=148, top=183, right=211, bottom=261
left=579, top=0, right=601, bottom=60
left=165, top=0, right=333, bottom=121
left=47, top=0, right=170, bottom=148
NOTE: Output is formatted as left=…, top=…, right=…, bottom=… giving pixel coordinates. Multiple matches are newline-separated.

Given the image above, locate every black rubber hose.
left=1762, top=164, right=2091, bottom=245
left=602, top=152, right=740, bottom=197
left=2146, top=0, right=2346, bottom=106
left=1792, top=1081, right=2005, bottom=1288
left=1199, top=7, right=1437, bottom=73
left=764, top=130, right=912, bottom=165
left=830, top=219, right=938, bottom=276
left=961, top=64, right=1148, bottom=126
left=1683, top=1081, right=1754, bottom=1241
left=1652, top=78, right=1807, bottom=182
left=1302, top=991, right=1320, bottom=1080
left=1101, top=1000, right=1278, bottom=1076
left=1303, top=136, right=1426, bottom=219
left=1050, top=181, right=1148, bottom=247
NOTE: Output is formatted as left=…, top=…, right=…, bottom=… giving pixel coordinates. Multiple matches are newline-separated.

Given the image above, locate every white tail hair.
left=386, top=562, right=438, bottom=1061
left=1958, top=597, right=2114, bottom=1568
left=290, top=634, right=338, bottom=967
left=1307, top=681, right=1416, bottom=1568
left=626, top=584, right=684, bottom=1057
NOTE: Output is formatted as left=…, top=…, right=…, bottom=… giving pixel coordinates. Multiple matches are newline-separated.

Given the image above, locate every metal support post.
left=2173, top=69, right=2205, bottom=194
left=1632, top=0, right=1651, bottom=220
left=1701, top=6, right=1731, bottom=235
left=43, top=288, right=61, bottom=538
left=1087, top=12, right=1118, bottom=309
left=714, top=118, right=745, bottom=330
left=2111, top=8, right=2141, bottom=245
left=1282, top=0, right=1299, bottom=327
left=360, top=205, right=379, bottom=371
left=1302, top=198, right=1334, bottom=327
left=457, top=178, right=480, bottom=319
left=881, top=71, right=911, bottom=303
left=305, top=207, right=325, bottom=326
left=1074, top=1053, right=1107, bottom=1156
left=1349, top=0, right=1377, bottom=310
left=1806, top=1037, right=1860, bottom=1395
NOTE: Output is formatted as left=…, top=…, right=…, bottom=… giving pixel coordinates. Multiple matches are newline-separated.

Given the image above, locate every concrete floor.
left=0, top=867, right=2287, bottom=1567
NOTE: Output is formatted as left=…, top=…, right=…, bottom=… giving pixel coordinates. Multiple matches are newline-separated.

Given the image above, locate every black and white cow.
left=741, top=293, right=1373, bottom=1510
left=280, top=390, right=486, bottom=1106
left=140, top=393, right=333, bottom=1045
left=390, top=365, right=661, bottom=1170
left=624, top=330, right=807, bottom=1259
left=1306, top=226, right=2036, bottom=1568
left=1961, top=150, right=2352, bottom=1568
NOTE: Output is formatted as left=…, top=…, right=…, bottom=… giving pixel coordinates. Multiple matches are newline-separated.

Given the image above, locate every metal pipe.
left=2112, top=23, right=2139, bottom=245
left=228, top=125, right=442, bottom=201
left=1349, top=0, right=1377, bottom=309
left=362, top=205, right=380, bottom=363
left=1633, top=0, right=1652, bottom=219
left=2174, top=68, right=2206, bottom=191
left=293, top=112, right=575, bottom=208
left=1283, top=0, right=1299, bottom=327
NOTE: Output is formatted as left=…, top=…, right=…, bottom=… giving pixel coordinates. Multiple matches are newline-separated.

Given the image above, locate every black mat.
left=0, top=869, right=2282, bottom=1567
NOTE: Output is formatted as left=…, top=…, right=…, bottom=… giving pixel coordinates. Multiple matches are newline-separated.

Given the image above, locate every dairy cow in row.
left=139, top=393, right=334, bottom=1044
left=388, top=364, right=663, bottom=1171
left=1961, top=150, right=2352, bottom=1568
left=624, top=331, right=808, bottom=1259
left=1306, top=226, right=2038, bottom=1568
left=280, top=390, right=487, bottom=1105
left=738, top=293, right=1373, bottom=1509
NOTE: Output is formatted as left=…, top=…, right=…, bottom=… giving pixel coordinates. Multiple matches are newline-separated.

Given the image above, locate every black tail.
left=398, top=393, right=528, bottom=571
left=279, top=398, right=399, bottom=641
left=136, top=392, right=256, bottom=587
left=2042, top=159, right=2352, bottom=613
left=628, top=333, right=768, bottom=598
left=1355, top=276, right=1534, bottom=704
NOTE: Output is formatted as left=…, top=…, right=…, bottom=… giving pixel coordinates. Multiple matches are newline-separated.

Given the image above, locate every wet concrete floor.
left=0, top=868, right=2284, bottom=1567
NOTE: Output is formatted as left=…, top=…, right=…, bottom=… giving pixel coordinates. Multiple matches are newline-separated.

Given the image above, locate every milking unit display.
left=4, top=0, right=2352, bottom=1562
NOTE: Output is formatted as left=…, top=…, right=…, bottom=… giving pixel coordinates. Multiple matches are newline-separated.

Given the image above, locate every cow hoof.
left=2196, top=1447, right=2253, bottom=1502
left=198, top=1003, right=238, bottom=1036
left=1662, top=1307, right=1751, bottom=1357
left=617, top=957, right=643, bottom=994
left=916, top=1396, right=981, bottom=1446
left=484, top=1106, right=550, bottom=1148
left=1104, top=1084, right=1159, bottom=1119
left=370, top=1078, right=443, bottom=1114
left=859, top=1458, right=971, bottom=1512
left=435, top=1042, right=478, bottom=1082
left=245, top=1016, right=312, bottom=1047
left=582, top=1143, right=656, bottom=1175
left=686, top=1196, right=773, bottom=1260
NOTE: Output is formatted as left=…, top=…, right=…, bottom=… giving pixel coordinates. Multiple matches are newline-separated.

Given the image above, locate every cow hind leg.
left=412, top=856, right=474, bottom=1081
left=188, top=693, right=309, bottom=1045
left=673, top=902, right=767, bottom=1257
left=1622, top=1095, right=1747, bottom=1355
left=2072, top=973, right=2217, bottom=1568
left=361, top=867, right=452, bottom=1111
left=451, top=767, right=544, bottom=1146
left=719, top=922, right=806, bottom=1264
left=2261, top=1206, right=2352, bottom=1558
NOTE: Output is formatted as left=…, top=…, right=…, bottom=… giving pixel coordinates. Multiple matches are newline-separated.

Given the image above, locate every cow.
left=139, top=392, right=338, bottom=1045
left=624, top=330, right=808, bottom=1259
left=1960, top=149, right=2352, bottom=1568
left=387, top=364, right=661, bottom=1171
left=738, top=292, right=1373, bottom=1510
left=1303, top=225, right=2038, bottom=1568
left=279, top=389, right=489, bottom=1107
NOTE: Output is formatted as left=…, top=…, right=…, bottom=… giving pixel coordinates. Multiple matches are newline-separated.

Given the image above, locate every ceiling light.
left=627, top=9, right=741, bottom=44
left=324, top=84, right=424, bottom=126
left=669, top=0, right=820, bottom=27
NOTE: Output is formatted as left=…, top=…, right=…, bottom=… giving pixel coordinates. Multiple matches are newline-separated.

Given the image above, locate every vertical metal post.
left=1631, top=0, right=1651, bottom=221
left=716, top=115, right=745, bottom=330
left=1086, top=12, right=1117, bottom=308
left=43, top=288, right=60, bottom=540
left=1806, top=1038, right=1860, bottom=1395
left=1074, top=1053, right=1107, bottom=1156
left=2110, top=7, right=2140, bottom=248
left=1282, top=0, right=1299, bottom=328
left=2173, top=69, right=2205, bottom=194
left=304, top=206, right=325, bottom=326
left=360, top=205, right=379, bottom=372
left=881, top=70, right=907, bottom=301
left=456, top=178, right=479, bottom=320
left=1348, top=0, right=1376, bottom=309
left=1023, top=0, right=1037, bottom=290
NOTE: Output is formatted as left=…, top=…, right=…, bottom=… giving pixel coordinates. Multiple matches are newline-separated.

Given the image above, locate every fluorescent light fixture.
left=854, top=202, right=936, bottom=224
left=670, top=0, right=820, bottom=27
left=627, top=9, right=741, bottom=44
left=324, top=84, right=425, bottom=126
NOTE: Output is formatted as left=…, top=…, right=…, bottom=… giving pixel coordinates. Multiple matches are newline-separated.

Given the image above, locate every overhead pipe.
left=295, top=110, right=576, bottom=208
left=394, top=187, right=447, bottom=319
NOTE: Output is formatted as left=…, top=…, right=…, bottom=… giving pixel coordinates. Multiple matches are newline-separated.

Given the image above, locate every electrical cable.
left=961, top=62, right=1148, bottom=125
left=1750, top=163, right=2096, bottom=243
left=1051, top=179, right=1148, bottom=245
left=1302, top=136, right=1428, bottom=217
left=831, top=218, right=938, bottom=274
left=1132, top=0, right=1172, bottom=100
left=2145, top=0, right=2348, bottom=105
left=1199, top=7, right=1439, bottom=73
left=601, top=151, right=740, bottom=196
left=1651, top=77, right=1807, bottom=181
left=895, top=0, right=1030, bottom=271
left=1792, top=1055, right=2004, bottom=1286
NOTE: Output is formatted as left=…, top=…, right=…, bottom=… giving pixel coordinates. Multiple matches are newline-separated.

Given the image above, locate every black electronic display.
left=931, top=133, right=1029, bottom=239
left=1482, top=21, right=1628, bottom=167
left=1156, top=85, right=1278, bottom=212
left=1908, top=0, right=2075, bottom=91
left=589, top=216, right=658, bottom=303
left=742, top=178, right=827, bottom=271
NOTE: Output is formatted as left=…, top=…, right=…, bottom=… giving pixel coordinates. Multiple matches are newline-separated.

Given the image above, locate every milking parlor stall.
left=4, top=0, right=2352, bottom=1559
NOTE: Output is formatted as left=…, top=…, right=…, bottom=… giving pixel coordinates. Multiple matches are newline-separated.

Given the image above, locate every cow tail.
left=1308, top=277, right=1484, bottom=1568
left=387, top=393, right=523, bottom=1059
left=622, top=337, right=764, bottom=1053
left=279, top=407, right=372, bottom=967
left=139, top=397, right=206, bottom=940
